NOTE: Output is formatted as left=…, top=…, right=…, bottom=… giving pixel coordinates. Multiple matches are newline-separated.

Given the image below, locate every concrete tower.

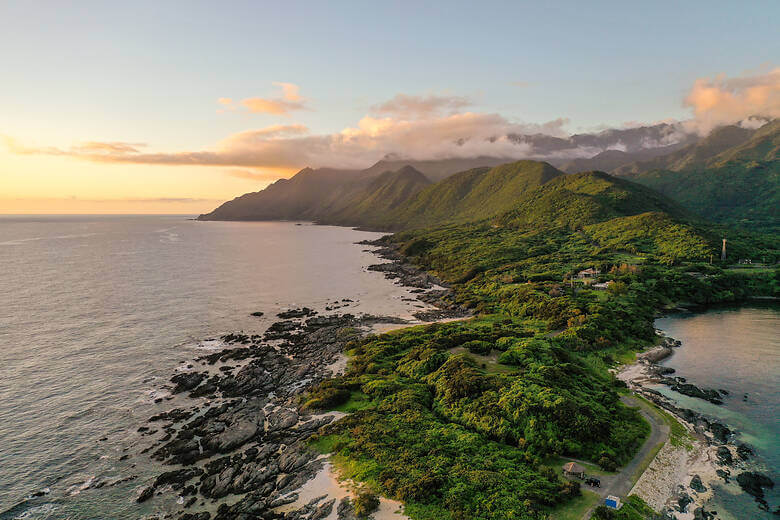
left=721, top=238, right=727, bottom=261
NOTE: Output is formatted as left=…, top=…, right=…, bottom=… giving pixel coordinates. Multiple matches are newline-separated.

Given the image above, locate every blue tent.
left=605, top=495, right=621, bottom=509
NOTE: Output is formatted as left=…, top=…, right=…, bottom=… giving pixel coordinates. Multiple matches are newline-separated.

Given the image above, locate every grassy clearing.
left=581, top=339, right=644, bottom=374
left=309, top=433, right=349, bottom=454
left=724, top=266, right=776, bottom=274
left=402, top=502, right=456, bottom=520
left=547, top=489, right=601, bottom=520
left=447, top=346, right=520, bottom=375
left=331, top=391, right=374, bottom=413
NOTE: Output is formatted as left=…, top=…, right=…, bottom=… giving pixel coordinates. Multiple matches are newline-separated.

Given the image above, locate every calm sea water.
left=0, top=215, right=429, bottom=519
left=655, top=304, right=780, bottom=519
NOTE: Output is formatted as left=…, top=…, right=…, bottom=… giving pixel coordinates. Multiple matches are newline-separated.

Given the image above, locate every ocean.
left=0, top=215, right=428, bottom=519
left=1, top=215, right=777, bottom=519
left=655, top=304, right=780, bottom=519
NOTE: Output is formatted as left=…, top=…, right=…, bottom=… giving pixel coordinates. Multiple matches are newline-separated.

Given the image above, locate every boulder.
left=690, top=474, right=707, bottom=492
left=716, top=446, right=733, bottom=466
left=170, top=372, right=205, bottom=394
left=136, top=485, right=154, bottom=503
left=204, top=414, right=262, bottom=453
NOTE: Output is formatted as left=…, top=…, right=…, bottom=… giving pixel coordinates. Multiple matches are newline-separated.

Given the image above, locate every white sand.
left=276, top=459, right=409, bottom=520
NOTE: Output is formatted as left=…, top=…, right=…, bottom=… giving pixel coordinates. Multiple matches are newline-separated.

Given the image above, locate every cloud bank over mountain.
left=684, top=67, right=780, bottom=134
left=4, top=69, right=777, bottom=177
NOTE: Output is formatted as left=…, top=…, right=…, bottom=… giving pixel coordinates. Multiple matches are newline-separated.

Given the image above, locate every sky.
left=1, top=1, right=779, bottom=214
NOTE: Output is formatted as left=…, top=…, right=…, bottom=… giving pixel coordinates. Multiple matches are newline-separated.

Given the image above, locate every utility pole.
left=721, top=238, right=727, bottom=262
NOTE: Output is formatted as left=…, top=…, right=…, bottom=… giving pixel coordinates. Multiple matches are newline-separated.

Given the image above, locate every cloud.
left=23, top=68, right=776, bottom=177
left=274, top=82, right=302, bottom=102
left=738, top=116, right=771, bottom=130
left=72, top=141, right=146, bottom=154
left=3, top=112, right=571, bottom=170
left=684, top=67, right=780, bottom=134
left=370, top=94, right=472, bottom=119
left=220, top=82, right=308, bottom=115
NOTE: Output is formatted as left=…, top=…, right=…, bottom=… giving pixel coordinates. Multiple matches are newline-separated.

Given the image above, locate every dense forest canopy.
left=303, top=170, right=779, bottom=519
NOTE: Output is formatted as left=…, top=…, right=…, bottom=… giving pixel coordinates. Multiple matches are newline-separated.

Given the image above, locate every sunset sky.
left=1, top=1, right=779, bottom=214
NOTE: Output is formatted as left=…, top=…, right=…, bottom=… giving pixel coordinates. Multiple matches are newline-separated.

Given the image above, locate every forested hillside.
left=366, top=161, right=565, bottom=230
left=303, top=171, right=779, bottom=520
left=627, top=120, right=780, bottom=230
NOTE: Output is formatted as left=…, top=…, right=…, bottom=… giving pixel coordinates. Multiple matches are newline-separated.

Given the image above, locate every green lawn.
left=547, top=489, right=601, bottom=520
left=447, top=346, right=520, bottom=375
left=724, top=266, right=776, bottom=274
left=309, top=433, right=349, bottom=454
left=331, top=391, right=374, bottom=413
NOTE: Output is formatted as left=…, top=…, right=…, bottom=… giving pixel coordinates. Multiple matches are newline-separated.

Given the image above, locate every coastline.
left=128, top=238, right=470, bottom=520
left=617, top=327, right=775, bottom=519
left=130, top=241, right=775, bottom=520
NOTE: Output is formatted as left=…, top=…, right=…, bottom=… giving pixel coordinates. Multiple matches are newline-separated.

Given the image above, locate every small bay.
left=655, top=304, right=780, bottom=519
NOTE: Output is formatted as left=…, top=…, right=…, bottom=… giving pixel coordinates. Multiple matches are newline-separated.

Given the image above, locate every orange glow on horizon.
left=0, top=150, right=297, bottom=214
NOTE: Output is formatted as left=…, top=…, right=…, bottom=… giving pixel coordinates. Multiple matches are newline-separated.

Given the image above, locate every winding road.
left=578, top=394, right=670, bottom=519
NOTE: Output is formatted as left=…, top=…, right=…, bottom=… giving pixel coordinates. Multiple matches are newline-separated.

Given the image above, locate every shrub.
left=301, top=387, right=350, bottom=411
left=598, top=455, right=617, bottom=472
left=353, top=491, right=380, bottom=518
left=463, top=340, right=492, bottom=355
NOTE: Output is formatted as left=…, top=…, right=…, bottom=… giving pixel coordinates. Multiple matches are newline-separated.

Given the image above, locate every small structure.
left=592, top=281, right=614, bottom=290
left=562, top=462, right=585, bottom=479
left=604, top=495, right=621, bottom=509
left=721, top=238, right=727, bottom=261
left=577, top=268, right=601, bottom=279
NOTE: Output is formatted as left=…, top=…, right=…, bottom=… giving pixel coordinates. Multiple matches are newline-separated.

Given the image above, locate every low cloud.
left=370, top=94, right=472, bottom=119
left=3, top=113, right=568, bottom=170
left=9, top=71, right=778, bottom=177
left=220, top=82, right=308, bottom=115
left=684, top=67, right=780, bottom=134
left=72, top=141, right=146, bottom=154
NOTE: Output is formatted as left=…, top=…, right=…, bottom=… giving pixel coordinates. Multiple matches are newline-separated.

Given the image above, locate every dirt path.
left=580, top=394, right=669, bottom=518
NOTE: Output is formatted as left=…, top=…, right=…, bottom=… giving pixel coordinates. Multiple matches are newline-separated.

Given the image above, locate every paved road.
left=579, top=394, right=669, bottom=518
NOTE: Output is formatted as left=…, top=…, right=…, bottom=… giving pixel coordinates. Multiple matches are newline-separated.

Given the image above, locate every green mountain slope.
left=198, top=158, right=507, bottom=221
left=362, top=156, right=508, bottom=182
left=631, top=161, right=779, bottom=230
left=613, top=124, right=756, bottom=177
left=628, top=120, right=780, bottom=230
left=197, top=166, right=366, bottom=221
left=382, top=160, right=564, bottom=230
left=494, top=171, right=695, bottom=230
left=322, top=166, right=432, bottom=227
left=708, top=118, right=780, bottom=165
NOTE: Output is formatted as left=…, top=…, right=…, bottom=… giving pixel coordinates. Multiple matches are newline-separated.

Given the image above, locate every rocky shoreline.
left=619, top=333, right=777, bottom=519
left=128, top=240, right=469, bottom=520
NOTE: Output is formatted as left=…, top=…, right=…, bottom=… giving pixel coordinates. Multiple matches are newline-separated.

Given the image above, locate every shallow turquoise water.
left=655, top=304, right=780, bottom=519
